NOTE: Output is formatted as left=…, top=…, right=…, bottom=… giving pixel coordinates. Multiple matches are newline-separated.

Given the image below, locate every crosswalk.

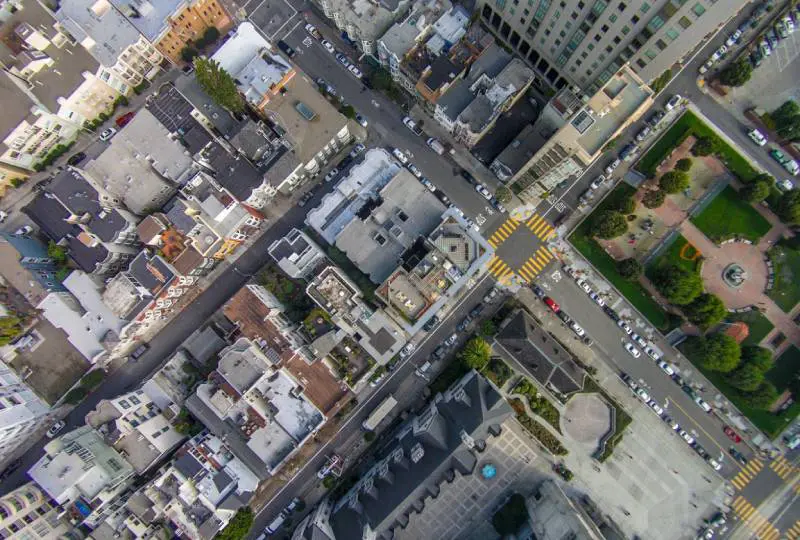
left=768, top=455, right=796, bottom=481
left=486, top=256, right=514, bottom=284
left=525, top=213, right=556, bottom=241
left=786, top=520, right=800, bottom=540
left=517, top=246, right=555, bottom=283
left=731, top=458, right=763, bottom=490
left=487, top=218, right=520, bottom=248
left=731, top=496, right=780, bottom=540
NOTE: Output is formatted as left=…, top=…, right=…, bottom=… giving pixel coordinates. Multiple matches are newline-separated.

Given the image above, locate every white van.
left=748, top=129, right=767, bottom=147
left=783, top=159, right=799, bottom=176
left=265, top=512, right=287, bottom=535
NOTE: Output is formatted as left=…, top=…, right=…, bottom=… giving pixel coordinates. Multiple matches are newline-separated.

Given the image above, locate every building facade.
left=146, top=0, right=233, bottom=64
left=0, top=483, right=76, bottom=539
left=476, top=0, right=747, bottom=92
left=0, top=366, right=51, bottom=467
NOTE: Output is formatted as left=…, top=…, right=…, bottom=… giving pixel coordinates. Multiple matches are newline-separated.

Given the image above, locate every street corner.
left=510, top=203, right=539, bottom=222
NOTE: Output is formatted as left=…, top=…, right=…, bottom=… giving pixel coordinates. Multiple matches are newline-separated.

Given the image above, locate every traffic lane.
left=283, top=26, right=502, bottom=226
left=249, top=277, right=496, bottom=534
left=543, top=276, right=742, bottom=476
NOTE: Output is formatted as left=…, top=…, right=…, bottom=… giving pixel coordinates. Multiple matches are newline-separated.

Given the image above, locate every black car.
left=67, top=152, right=86, bottom=166
left=130, top=343, right=149, bottom=360
left=456, top=317, right=471, bottom=333
left=432, top=345, right=447, bottom=360
left=423, top=315, right=440, bottom=331
left=460, top=170, right=476, bottom=185
left=0, top=458, right=22, bottom=480
left=648, top=110, right=665, bottom=127
left=277, top=40, right=296, bottom=57
left=531, top=284, right=545, bottom=298
left=557, top=310, right=571, bottom=324
left=618, top=143, right=636, bottom=160
left=728, top=447, right=748, bottom=466
left=695, top=445, right=709, bottom=459
left=469, top=303, right=484, bottom=319
left=603, top=305, right=620, bottom=321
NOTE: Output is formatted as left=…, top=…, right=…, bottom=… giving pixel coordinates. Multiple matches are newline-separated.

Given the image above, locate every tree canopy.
left=692, top=136, right=719, bottom=157
left=495, top=186, right=512, bottom=204
left=675, top=158, right=693, bottom=172
left=726, top=361, right=764, bottom=391
left=461, top=337, right=491, bottom=370
left=194, top=57, right=244, bottom=113
left=642, top=189, right=666, bottom=209
left=617, top=258, right=643, bottom=280
left=0, top=316, right=23, bottom=346
left=592, top=210, right=628, bottom=239
left=719, top=57, right=753, bottom=87
left=772, top=100, right=800, bottom=141
left=215, top=507, right=254, bottom=540
left=684, top=293, right=726, bottom=329
left=736, top=381, right=779, bottom=409
left=740, top=180, right=771, bottom=203
left=684, top=333, right=741, bottom=373
left=659, top=170, right=690, bottom=194
left=776, top=190, right=800, bottom=224
left=740, top=345, right=774, bottom=372
left=652, top=265, right=703, bottom=305
left=616, top=196, right=637, bottom=215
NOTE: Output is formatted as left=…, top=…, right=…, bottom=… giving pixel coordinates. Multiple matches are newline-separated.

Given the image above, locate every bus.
left=362, top=395, right=397, bottom=432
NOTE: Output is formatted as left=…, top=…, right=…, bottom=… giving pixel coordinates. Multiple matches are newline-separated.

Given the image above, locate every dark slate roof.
left=23, top=193, right=77, bottom=241
left=424, top=56, right=462, bottom=92
left=146, top=83, right=213, bottom=153
left=163, top=198, right=197, bottom=235
left=328, top=371, right=512, bottom=539
left=467, top=42, right=511, bottom=81
left=199, top=142, right=264, bottom=201
left=174, top=453, right=205, bottom=480
left=175, top=75, right=243, bottom=139
left=495, top=310, right=585, bottom=394
left=127, top=251, right=175, bottom=294
left=437, top=79, right=474, bottom=121
left=66, top=236, right=109, bottom=273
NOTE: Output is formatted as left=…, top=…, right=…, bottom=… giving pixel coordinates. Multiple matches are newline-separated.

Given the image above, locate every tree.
left=48, top=241, right=67, bottom=265
left=692, top=136, right=719, bottom=157
left=685, top=333, right=741, bottom=373
left=63, top=387, right=88, bottom=405
left=363, top=430, right=376, bottom=442
left=216, top=507, right=253, bottom=540
left=740, top=180, right=770, bottom=203
left=776, top=189, right=800, bottom=224
left=322, top=476, right=336, bottom=489
left=740, top=346, right=774, bottom=373
left=616, top=196, right=637, bottom=215
left=370, top=67, right=394, bottom=91
left=653, top=265, right=703, bottom=305
left=193, top=57, right=244, bottom=112
left=642, top=189, right=666, bottom=209
left=719, top=57, right=753, bottom=87
left=675, top=158, right=693, bottom=172
left=750, top=172, right=775, bottom=185
left=479, top=319, right=497, bottom=338
left=684, top=293, right=726, bottom=329
left=495, top=186, right=512, bottom=204
left=340, top=104, right=356, bottom=119
left=650, top=69, right=673, bottom=93
left=727, top=362, right=765, bottom=392
left=460, top=337, right=491, bottom=370
left=659, top=170, right=690, bottom=194
left=617, top=258, right=643, bottom=280
left=181, top=46, right=199, bottom=63
left=738, top=381, right=779, bottom=409
left=0, top=316, right=23, bottom=346
left=201, top=26, right=221, bottom=45
left=772, top=100, right=800, bottom=141
left=592, top=210, right=627, bottom=239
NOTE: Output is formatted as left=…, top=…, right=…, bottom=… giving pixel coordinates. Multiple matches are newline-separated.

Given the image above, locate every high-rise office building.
left=476, top=0, right=746, bottom=92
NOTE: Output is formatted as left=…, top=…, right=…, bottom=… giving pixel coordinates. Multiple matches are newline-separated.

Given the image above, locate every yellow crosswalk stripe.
left=786, top=521, right=800, bottom=539
left=732, top=496, right=780, bottom=539
left=523, top=258, right=541, bottom=274
left=763, top=528, right=781, bottom=540
left=526, top=214, right=543, bottom=229
left=770, top=456, right=794, bottom=479
left=730, top=459, right=762, bottom=490
left=518, top=266, right=535, bottom=281
left=488, top=237, right=497, bottom=248
left=533, top=219, right=551, bottom=238
left=731, top=476, right=749, bottom=490
left=543, top=227, right=557, bottom=241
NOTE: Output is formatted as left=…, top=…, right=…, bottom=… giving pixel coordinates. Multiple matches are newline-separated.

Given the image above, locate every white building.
left=1, top=109, right=81, bottom=171
left=317, top=0, right=411, bottom=55
left=0, top=366, right=51, bottom=466
left=0, top=482, right=75, bottom=539
left=268, top=228, right=328, bottom=279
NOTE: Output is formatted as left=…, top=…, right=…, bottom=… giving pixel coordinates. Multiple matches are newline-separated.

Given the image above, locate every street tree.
left=675, top=158, right=693, bottom=172
left=495, top=186, right=512, bottom=204
left=776, top=189, right=800, bottom=224
left=592, top=210, right=628, bottom=239
left=461, top=337, right=491, bottom=370
left=738, top=381, right=779, bottom=409
left=772, top=100, right=800, bottom=141
left=692, top=136, right=719, bottom=157
left=659, top=170, right=690, bottom=194
left=193, top=57, right=244, bottom=112
left=726, top=361, right=764, bottom=392
left=687, top=333, right=741, bottom=373
left=684, top=293, right=726, bottom=329
left=642, top=189, right=666, bottom=209
left=652, top=265, right=703, bottom=305
left=719, top=57, right=753, bottom=87
left=740, top=180, right=771, bottom=203
left=741, top=346, right=774, bottom=372
left=616, top=258, right=643, bottom=280
left=215, top=508, right=253, bottom=540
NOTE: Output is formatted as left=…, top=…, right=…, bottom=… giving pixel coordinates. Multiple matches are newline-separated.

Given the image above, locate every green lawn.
left=725, top=311, right=775, bottom=347
left=646, top=234, right=700, bottom=277
left=569, top=184, right=675, bottom=331
left=690, top=186, right=772, bottom=243
left=680, top=343, right=796, bottom=438
left=767, top=239, right=800, bottom=313
left=766, top=346, right=800, bottom=391
left=636, top=111, right=759, bottom=183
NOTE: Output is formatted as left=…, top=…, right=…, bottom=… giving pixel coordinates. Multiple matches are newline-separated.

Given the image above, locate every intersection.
left=485, top=212, right=557, bottom=286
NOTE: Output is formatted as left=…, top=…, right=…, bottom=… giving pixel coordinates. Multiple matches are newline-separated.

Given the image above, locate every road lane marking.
left=731, top=459, right=763, bottom=490
left=668, top=399, right=730, bottom=461
left=769, top=456, right=795, bottom=480
left=731, top=496, right=780, bottom=539
left=786, top=520, right=800, bottom=539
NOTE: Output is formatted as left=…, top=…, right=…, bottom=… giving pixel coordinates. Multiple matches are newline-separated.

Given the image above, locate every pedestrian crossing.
left=731, top=496, right=780, bottom=540
left=786, top=520, right=800, bottom=540
left=517, top=246, right=555, bottom=283
left=486, top=256, right=514, bottom=283
left=768, top=455, right=796, bottom=481
left=487, top=218, right=520, bottom=248
left=525, top=213, right=556, bottom=241
left=731, top=458, right=763, bottom=490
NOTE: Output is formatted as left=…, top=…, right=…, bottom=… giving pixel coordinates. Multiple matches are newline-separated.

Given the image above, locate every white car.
left=645, top=347, right=660, bottom=360
left=99, top=127, right=117, bottom=141
left=570, top=322, right=586, bottom=337
left=716, top=44, right=728, bottom=57
left=748, top=129, right=767, bottom=147
left=576, top=279, right=592, bottom=294
left=649, top=400, right=664, bottom=416
left=356, top=114, right=368, bottom=128
left=14, top=225, right=33, bottom=235
left=402, top=116, right=423, bottom=135
left=658, top=361, right=675, bottom=376
left=680, top=430, right=695, bottom=445
left=47, top=420, right=66, bottom=438
left=784, top=16, right=795, bottom=32
left=392, top=148, right=408, bottom=164
left=589, top=292, right=605, bottom=307
left=708, top=458, right=722, bottom=471
left=635, top=126, right=651, bottom=142
left=321, top=40, right=335, bottom=54
left=625, top=342, right=641, bottom=358
left=0, top=210, right=7, bottom=223
left=399, top=342, right=415, bottom=359
left=590, top=174, right=606, bottom=189
left=631, top=333, right=647, bottom=348
left=407, top=163, right=423, bottom=178
left=618, top=320, right=632, bottom=334
left=475, top=184, right=491, bottom=200
left=665, top=95, right=682, bottom=111
left=348, top=65, right=363, bottom=79
left=604, top=159, right=621, bottom=175
left=350, top=143, right=365, bottom=156
left=636, top=388, right=650, bottom=402
left=420, top=178, right=436, bottom=192
left=324, top=168, right=339, bottom=183
left=670, top=420, right=681, bottom=431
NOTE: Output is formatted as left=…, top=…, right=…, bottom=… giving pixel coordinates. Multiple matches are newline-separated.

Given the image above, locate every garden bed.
left=646, top=234, right=701, bottom=279
left=509, top=398, right=568, bottom=455
left=690, top=186, right=771, bottom=243
left=483, top=357, right=513, bottom=388
left=512, top=378, right=562, bottom=433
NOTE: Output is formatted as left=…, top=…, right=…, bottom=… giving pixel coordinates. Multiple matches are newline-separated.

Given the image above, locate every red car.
left=115, top=111, right=135, bottom=128
left=723, top=425, right=742, bottom=443
left=544, top=297, right=560, bottom=313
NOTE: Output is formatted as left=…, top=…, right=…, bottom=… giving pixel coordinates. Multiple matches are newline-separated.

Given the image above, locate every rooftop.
left=323, top=0, right=410, bottom=41
left=268, top=228, right=327, bottom=279
left=175, top=75, right=244, bottom=139
left=145, top=83, right=214, bottom=153
left=197, top=140, right=265, bottom=201
left=109, top=0, right=183, bottom=41
left=436, top=79, right=473, bottom=121
left=380, top=16, right=425, bottom=59
left=430, top=5, right=469, bottom=47
left=420, top=55, right=462, bottom=93
left=335, top=169, right=446, bottom=284
left=222, top=285, right=294, bottom=360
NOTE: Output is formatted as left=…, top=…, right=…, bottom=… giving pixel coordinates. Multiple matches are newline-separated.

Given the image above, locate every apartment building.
left=269, top=228, right=328, bottom=279
left=316, top=0, right=412, bottom=55
left=0, top=483, right=76, bottom=539
left=0, top=366, right=51, bottom=466
left=476, top=0, right=747, bottom=92
left=505, top=65, right=652, bottom=201
left=0, top=233, right=65, bottom=306
left=137, top=212, right=216, bottom=277
left=29, top=425, right=136, bottom=528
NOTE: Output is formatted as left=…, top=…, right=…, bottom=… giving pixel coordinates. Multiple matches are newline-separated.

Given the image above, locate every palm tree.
left=461, top=337, right=491, bottom=370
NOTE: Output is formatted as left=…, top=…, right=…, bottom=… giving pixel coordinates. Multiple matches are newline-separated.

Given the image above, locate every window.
left=609, top=13, right=618, bottom=21
left=586, top=69, right=593, bottom=75
left=678, top=15, right=692, bottom=28
left=570, top=66, right=577, bottom=72
left=576, top=59, right=583, bottom=65
left=594, top=33, right=601, bottom=41
left=641, top=1, right=650, bottom=12
left=605, top=45, right=613, bottom=52
left=571, top=10, right=579, bottom=18
left=556, top=53, right=568, bottom=65
left=665, top=28, right=680, bottom=40
left=613, top=35, right=621, bottom=43
left=555, top=39, right=562, bottom=45
left=560, top=30, right=566, bottom=37
left=496, top=0, right=506, bottom=8
left=692, top=2, right=706, bottom=16
left=621, top=24, right=630, bottom=34
left=587, top=43, right=595, bottom=50
left=598, top=53, right=606, bottom=61
left=119, top=400, right=131, bottom=409
left=581, top=51, right=589, bottom=58
left=509, top=7, right=515, bottom=14
left=565, top=21, right=572, bottom=28
left=655, top=38, right=667, bottom=50
left=591, top=0, right=608, bottom=15
left=601, top=24, right=609, bottom=31
left=129, top=396, right=140, bottom=405
left=524, top=8, right=530, bottom=14
left=647, top=15, right=665, bottom=31
left=636, top=58, right=647, bottom=68
left=617, top=2, right=626, bottom=10
left=591, top=61, right=599, bottom=68
left=545, top=29, right=551, bottom=35
left=631, top=14, right=640, bottom=23
left=645, top=48, right=657, bottom=59
left=559, top=0, right=565, bottom=5
left=578, top=1, right=585, bottom=7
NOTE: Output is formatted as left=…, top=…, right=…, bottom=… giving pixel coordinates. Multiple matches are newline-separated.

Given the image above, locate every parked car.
left=604, top=158, right=621, bottom=175
left=0, top=211, right=6, bottom=223
left=658, top=361, right=675, bottom=376
left=570, top=321, right=585, bottom=337
left=298, top=189, right=315, bottom=207
left=475, top=184, right=491, bottom=199
left=723, top=426, right=742, bottom=443
left=115, top=111, right=135, bottom=128
left=631, top=333, right=647, bottom=348
left=457, top=317, right=472, bottom=333
left=432, top=345, right=447, bottom=360
left=14, top=225, right=32, bottom=235
left=460, top=170, right=476, bottom=185
left=277, top=40, right=296, bottom=57
left=531, top=284, right=545, bottom=298
left=46, top=420, right=66, bottom=438
left=407, top=163, right=423, bottom=178
left=324, top=168, right=340, bottom=183
left=576, top=279, right=592, bottom=293
left=544, top=297, right=560, bottom=312
left=402, top=116, right=423, bottom=136
left=617, top=319, right=632, bottom=334
left=130, top=343, right=149, bottom=360
left=748, top=129, right=767, bottom=146
left=350, top=143, right=366, bottom=157
left=392, top=148, right=409, bottom=164
left=426, top=137, right=446, bottom=155
left=603, top=305, right=620, bottom=321
left=728, top=447, right=748, bottom=465
left=557, top=310, right=572, bottom=324
left=589, top=292, right=605, bottom=307
left=648, top=400, right=664, bottom=416
left=67, top=152, right=86, bottom=166
left=679, top=430, right=695, bottom=445
left=321, top=40, right=335, bottom=53
left=695, top=396, right=712, bottom=413
left=99, top=127, right=117, bottom=141
left=645, top=347, right=661, bottom=360
left=422, top=315, right=439, bottom=331
left=356, top=114, right=368, bottom=128
left=399, top=342, right=416, bottom=359
left=665, top=94, right=682, bottom=111
left=348, top=65, right=363, bottom=79
left=635, top=126, right=651, bottom=142
left=636, top=388, right=650, bottom=402
left=590, top=174, right=606, bottom=189
left=624, top=342, right=641, bottom=358
left=707, top=458, right=722, bottom=471
left=444, top=333, right=458, bottom=347
left=305, top=23, right=322, bottom=39
left=469, top=303, right=484, bottom=319
left=648, top=110, right=665, bottom=126
left=618, top=143, right=637, bottom=160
